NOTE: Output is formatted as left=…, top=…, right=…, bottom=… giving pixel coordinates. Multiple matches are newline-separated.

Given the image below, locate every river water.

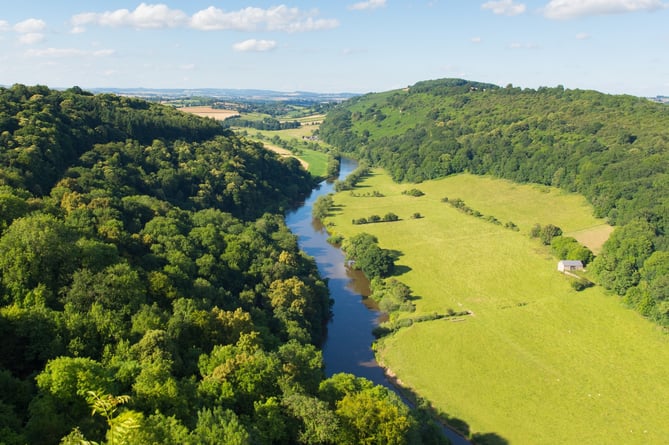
left=284, top=158, right=471, bottom=445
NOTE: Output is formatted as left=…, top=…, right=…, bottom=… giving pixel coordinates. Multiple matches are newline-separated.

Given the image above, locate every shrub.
left=402, top=188, right=425, bottom=197
left=571, top=278, right=594, bottom=291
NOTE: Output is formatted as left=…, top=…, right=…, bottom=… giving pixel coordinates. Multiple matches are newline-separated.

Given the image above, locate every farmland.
left=178, top=105, right=240, bottom=121
left=323, top=168, right=669, bottom=444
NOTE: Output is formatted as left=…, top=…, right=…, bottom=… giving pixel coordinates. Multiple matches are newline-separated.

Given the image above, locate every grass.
left=295, top=147, right=329, bottom=178
left=323, top=169, right=669, bottom=445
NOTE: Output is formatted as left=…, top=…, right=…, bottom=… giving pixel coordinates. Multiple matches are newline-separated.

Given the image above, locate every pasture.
left=323, top=169, right=669, bottom=444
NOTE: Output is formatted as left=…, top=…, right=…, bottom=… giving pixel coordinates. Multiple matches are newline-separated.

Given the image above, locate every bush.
left=327, top=234, right=343, bottom=245
left=571, top=278, right=594, bottom=291
left=402, top=188, right=424, bottom=197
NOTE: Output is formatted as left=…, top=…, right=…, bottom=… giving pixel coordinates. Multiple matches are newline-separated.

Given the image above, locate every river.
left=285, top=158, right=471, bottom=445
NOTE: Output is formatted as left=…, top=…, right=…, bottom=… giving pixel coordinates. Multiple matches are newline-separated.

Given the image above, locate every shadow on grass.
left=470, top=432, right=510, bottom=445
left=388, top=379, right=510, bottom=445
left=393, top=264, right=413, bottom=276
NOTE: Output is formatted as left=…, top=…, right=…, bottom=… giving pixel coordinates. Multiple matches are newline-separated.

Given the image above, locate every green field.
left=323, top=169, right=669, bottom=445
left=296, top=147, right=329, bottom=178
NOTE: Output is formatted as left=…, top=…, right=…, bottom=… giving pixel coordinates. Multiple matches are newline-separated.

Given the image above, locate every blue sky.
left=1, top=1, right=667, bottom=96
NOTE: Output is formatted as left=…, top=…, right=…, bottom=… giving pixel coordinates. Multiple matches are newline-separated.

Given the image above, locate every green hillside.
left=320, top=78, right=669, bottom=326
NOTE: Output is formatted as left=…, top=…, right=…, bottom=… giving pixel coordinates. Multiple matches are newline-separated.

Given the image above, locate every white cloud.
left=543, top=0, right=668, bottom=19
left=71, top=3, right=188, bottom=30
left=232, top=39, right=277, bottom=52
left=14, top=18, right=46, bottom=33
left=576, top=32, right=591, bottom=39
left=19, top=33, right=44, bottom=45
left=72, top=4, right=339, bottom=33
left=180, top=63, right=195, bottom=70
left=26, top=47, right=115, bottom=58
left=348, top=0, right=387, bottom=11
left=190, top=5, right=338, bottom=32
left=0, top=20, right=11, bottom=32
left=481, top=0, right=527, bottom=15
left=471, top=36, right=483, bottom=43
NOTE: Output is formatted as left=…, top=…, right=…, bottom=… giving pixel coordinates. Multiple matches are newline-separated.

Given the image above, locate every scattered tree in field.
left=402, top=188, right=424, bottom=197
left=341, top=233, right=395, bottom=278
left=550, top=236, right=594, bottom=265
left=530, top=223, right=563, bottom=245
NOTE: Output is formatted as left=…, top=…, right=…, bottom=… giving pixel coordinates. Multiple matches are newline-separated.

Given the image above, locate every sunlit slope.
left=324, top=169, right=669, bottom=445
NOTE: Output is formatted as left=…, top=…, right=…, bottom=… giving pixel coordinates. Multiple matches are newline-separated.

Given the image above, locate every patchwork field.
left=323, top=169, right=669, bottom=445
left=178, top=106, right=240, bottom=120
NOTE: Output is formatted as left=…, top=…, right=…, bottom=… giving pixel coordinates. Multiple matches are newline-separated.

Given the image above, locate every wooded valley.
left=0, top=85, right=443, bottom=445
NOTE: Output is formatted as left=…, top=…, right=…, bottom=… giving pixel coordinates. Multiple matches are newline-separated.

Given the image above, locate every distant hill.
left=320, top=78, right=669, bottom=326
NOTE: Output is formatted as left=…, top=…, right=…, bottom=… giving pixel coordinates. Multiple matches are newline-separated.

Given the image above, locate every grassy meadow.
left=323, top=169, right=669, bottom=445
left=293, top=147, right=329, bottom=178
left=234, top=113, right=331, bottom=178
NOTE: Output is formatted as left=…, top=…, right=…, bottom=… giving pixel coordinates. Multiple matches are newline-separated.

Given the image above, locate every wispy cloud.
left=342, top=47, right=368, bottom=55
left=232, top=39, right=278, bottom=52
left=14, top=18, right=46, bottom=33
left=576, top=32, right=591, bottom=40
left=509, top=42, right=540, bottom=49
left=12, top=18, right=47, bottom=45
left=191, top=6, right=338, bottom=32
left=0, top=20, right=11, bottom=32
left=71, top=3, right=339, bottom=33
left=471, top=36, right=483, bottom=43
left=481, top=0, right=526, bottom=16
left=72, top=4, right=187, bottom=30
left=19, top=33, right=45, bottom=45
left=348, top=0, right=387, bottom=11
left=543, top=0, right=668, bottom=19
left=26, top=47, right=115, bottom=58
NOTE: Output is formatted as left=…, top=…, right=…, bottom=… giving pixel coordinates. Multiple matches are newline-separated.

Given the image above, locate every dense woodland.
left=320, top=78, right=669, bottom=326
left=0, top=85, right=444, bottom=445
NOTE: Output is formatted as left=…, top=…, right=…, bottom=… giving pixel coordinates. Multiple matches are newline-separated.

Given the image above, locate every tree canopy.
left=321, top=78, right=669, bottom=326
left=0, top=84, right=443, bottom=445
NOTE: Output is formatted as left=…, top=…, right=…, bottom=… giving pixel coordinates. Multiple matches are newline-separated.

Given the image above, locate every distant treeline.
left=224, top=116, right=301, bottom=131
left=320, top=78, right=669, bottom=326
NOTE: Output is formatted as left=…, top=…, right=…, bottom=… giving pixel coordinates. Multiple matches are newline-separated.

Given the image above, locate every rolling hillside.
left=320, top=78, right=669, bottom=326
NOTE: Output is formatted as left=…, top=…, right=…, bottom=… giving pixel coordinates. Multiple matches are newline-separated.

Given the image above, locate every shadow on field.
left=470, top=432, right=510, bottom=445
left=393, top=264, right=413, bottom=276
left=388, top=379, right=510, bottom=445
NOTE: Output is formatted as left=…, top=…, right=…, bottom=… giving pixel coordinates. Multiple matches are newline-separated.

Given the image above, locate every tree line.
left=223, top=116, right=301, bottom=131
left=320, top=78, right=669, bottom=326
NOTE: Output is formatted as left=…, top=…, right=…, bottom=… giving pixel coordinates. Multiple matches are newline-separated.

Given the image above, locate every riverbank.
left=285, top=158, right=473, bottom=445
left=322, top=167, right=669, bottom=444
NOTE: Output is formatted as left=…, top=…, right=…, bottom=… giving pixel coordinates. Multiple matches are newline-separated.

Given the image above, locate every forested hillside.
left=0, top=85, right=442, bottom=444
left=320, top=78, right=669, bottom=326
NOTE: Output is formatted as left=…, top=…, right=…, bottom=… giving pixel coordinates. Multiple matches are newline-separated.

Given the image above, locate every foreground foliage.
left=321, top=78, right=669, bottom=325
left=0, top=85, right=442, bottom=445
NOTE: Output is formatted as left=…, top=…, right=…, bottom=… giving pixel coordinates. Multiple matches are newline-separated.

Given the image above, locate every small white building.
left=557, top=260, right=584, bottom=272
